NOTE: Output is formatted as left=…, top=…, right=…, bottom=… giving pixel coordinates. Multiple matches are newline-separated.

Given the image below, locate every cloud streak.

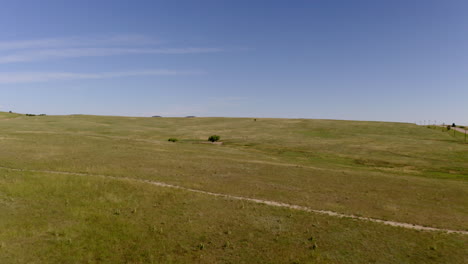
left=0, top=47, right=223, bottom=64
left=0, top=70, right=203, bottom=84
left=0, top=34, right=160, bottom=51
left=0, top=35, right=224, bottom=64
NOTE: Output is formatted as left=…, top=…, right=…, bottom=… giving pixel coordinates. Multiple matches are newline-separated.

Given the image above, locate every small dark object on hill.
left=447, top=125, right=451, bottom=130
left=452, top=123, right=456, bottom=127
left=186, top=116, right=196, bottom=118
left=26, top=114, right=36, bottom=116
left=254, top=119, right=256, bottom=121
left=208, top=135, right=220, bottom=142
left=8, top=111, right=12, bottom=113
left=168, top=138, right=178, bottom=142
left=152, top=116, right=162, bottom=118
left=39, top=114, right=46, bottom=116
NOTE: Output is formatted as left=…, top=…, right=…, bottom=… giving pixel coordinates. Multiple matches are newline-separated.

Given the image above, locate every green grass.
left=0, top=113, right=467, bottom=263
left=0, top=112, right=22, bottom=120
left=1, top=170, right=466, bottom=263
left=426, top=125, right=468, bottom=143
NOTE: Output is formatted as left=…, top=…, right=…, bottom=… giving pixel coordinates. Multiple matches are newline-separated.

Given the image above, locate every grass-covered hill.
left=0, top=112, right=466, bottom=263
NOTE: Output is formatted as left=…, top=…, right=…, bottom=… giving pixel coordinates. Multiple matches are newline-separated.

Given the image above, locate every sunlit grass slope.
left=1, top=170, right=466, bottom=263
left=0, top=112, right=467, bottom=263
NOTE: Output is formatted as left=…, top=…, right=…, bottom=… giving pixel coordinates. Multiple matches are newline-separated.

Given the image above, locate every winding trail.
left=1, top=165, right=467, bottom=235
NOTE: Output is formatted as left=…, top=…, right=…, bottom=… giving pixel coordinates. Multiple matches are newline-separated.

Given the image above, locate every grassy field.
left=0, top=112, right=467, bottom=263
left=426, top=125, right=467, bottom=142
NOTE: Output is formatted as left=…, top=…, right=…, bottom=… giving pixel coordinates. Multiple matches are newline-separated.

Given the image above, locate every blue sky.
left=0, top=0, right=466, bottom=124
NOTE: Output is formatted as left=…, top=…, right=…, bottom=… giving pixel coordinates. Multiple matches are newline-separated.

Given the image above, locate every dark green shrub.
left=208, top=135, right=220, bottom=142
left=452, top=123, right=456, bottom=127
left=447, top=125, right=451, bottom=130
left=168, top=138, right=178, bottom=142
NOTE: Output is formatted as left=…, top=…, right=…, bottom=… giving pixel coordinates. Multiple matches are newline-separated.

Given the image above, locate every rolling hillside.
left=0, top=113, right=466, bottom=263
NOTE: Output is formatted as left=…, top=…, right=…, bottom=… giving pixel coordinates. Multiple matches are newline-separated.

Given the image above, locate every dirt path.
left=0, top=165, right=466, bottom=235
left=434, top=125, right=467, bottom=134
left=451, top=126, right=468, bottom=134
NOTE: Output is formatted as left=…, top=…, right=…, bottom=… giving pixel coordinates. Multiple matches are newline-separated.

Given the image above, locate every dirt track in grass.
left=1, top=165, right=467, bottom=235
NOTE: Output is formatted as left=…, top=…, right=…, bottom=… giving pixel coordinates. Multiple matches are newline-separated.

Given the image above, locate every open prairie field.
left=0, top=113, right=467, bottom=263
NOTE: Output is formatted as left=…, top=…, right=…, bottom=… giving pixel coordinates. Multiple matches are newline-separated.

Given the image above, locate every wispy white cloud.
left=0, top=69, right=203, bottom=84
left=0, top=35, right=224, bottom=64
left=0, top=47, right=223, bottom=64
left=0, top=34, right=159, bottom=51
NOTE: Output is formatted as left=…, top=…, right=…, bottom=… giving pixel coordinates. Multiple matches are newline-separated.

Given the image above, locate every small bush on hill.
left=168, top=138, right=178, bottom=142
left=447, top=125, right=451, bottom=130
left=452, top=123, right=456, bottom=127
left=208, top=135, right=220, bottom=142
